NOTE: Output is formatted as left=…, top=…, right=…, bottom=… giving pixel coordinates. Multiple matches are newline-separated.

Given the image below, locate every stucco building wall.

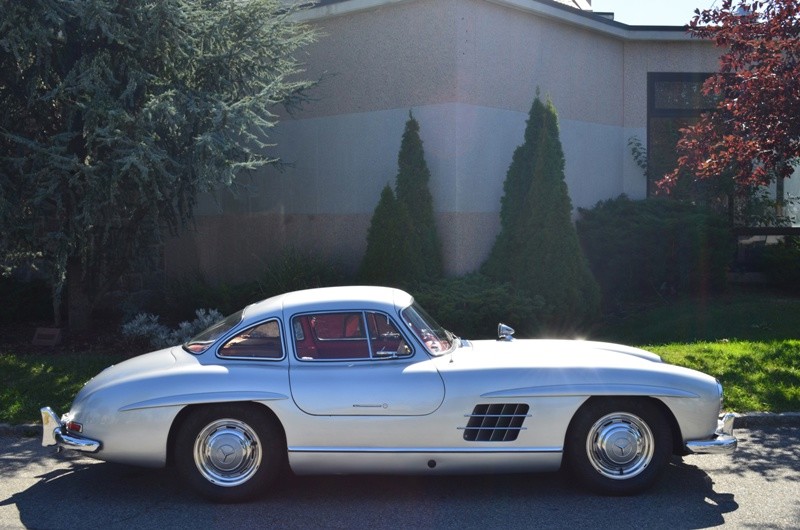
left=166, top=0, right=721, bottom=281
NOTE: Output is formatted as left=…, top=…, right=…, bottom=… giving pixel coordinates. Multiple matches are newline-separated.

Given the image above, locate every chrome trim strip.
left=685, top=413, right=738, bottom=455
left=464, top=414, right=531, bottom=418
left=482, top=384, right=699, bottom=399
left=456, top=427, right=528, bottom=428
left=118, top=390, right=289, bottom=412
left=288, top=446, right=562, bottom=454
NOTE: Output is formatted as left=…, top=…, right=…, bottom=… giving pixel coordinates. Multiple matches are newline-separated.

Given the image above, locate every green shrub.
left=121, top=308, right=223, bottom=349
left=394, top=112, right=443, bottom=278
left=576, top=195, right=733, bottom=308
left=482, top=92, right=600, bottom=330
left=358, top=185, right=417, bottom=286
left=256, top=247, right=349, bottom=299
left=165, top=276, right=256, bottom=321
left=759, top=236, right=800, bottom=291
left=410, top=274, right=544, bottom=339
left=360, top=112, right=442, bottom=285
left=163, top=249, right=348, bottom=321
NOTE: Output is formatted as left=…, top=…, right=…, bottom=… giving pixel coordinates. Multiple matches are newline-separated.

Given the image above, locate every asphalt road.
left=1, top=426, right=798, bottom=529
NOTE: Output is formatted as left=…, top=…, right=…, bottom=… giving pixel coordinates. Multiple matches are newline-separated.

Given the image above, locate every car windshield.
left=183, top=310, right=244, bottom=354
left=401, top=302, right=455, bottom=356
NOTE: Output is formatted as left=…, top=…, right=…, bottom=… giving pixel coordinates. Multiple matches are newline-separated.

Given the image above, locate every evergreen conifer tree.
left=394, top=112, right=443, bottom=278
left=483, top=93, right=599, bottom=329
left=0, top=0, right=316, bottom=330
left=360, top=112, right=442, bottom=285
left=358, top=185, right=415, bottom=286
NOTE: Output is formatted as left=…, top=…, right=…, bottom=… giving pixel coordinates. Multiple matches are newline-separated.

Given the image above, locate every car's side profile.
left=42, top=286, right=736, bottom=502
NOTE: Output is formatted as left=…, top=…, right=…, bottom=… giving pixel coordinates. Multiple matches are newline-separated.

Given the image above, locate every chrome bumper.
left=40, top=407, right=101, bottom=453
left=685, top=413, right=737, bottom=455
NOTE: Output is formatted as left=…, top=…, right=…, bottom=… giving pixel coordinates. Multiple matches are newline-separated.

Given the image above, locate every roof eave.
left=297, top=0, right=704, bottom=43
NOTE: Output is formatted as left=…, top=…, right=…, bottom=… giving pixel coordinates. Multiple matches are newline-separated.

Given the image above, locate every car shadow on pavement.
left=4, top=453, right=739, bottom=529
left=724, top=426, right=800, bottom=481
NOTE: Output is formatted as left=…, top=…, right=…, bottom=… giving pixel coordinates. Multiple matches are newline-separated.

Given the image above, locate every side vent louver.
left=460, top=403, right=530, bottom=442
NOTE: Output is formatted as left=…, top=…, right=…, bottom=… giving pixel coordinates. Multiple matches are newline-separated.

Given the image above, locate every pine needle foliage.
left=360, top=112, right=442, bottom=285
left=394, top=111, right=443, bottom=278
left=0, top=0, right=316, bottom=330
left=483, top=92, right=599, bottom=331
left=358, top=184, right=416, bottom=286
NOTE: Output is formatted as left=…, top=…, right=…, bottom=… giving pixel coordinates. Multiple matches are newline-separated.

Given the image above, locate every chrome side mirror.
left=497, top=323, right=515, bottom=341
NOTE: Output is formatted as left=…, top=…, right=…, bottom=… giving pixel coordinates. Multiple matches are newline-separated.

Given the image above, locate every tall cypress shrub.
left=359, top=185, right=415, bottom=286
left=360, top=112, right=443, bottom=285
left=394, top=111, right=443, bottom=278
left=483, top=92, right=599, bottom=330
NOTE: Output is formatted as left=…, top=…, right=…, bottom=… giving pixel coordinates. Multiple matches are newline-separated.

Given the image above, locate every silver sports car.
left=42, top=286, right=736, bottom=501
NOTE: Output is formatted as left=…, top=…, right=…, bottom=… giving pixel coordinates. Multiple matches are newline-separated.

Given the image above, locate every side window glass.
left=292, top=312, right=412, bottom=361
left=293, top=313, right=370, bottom=360
left=293, top=319, right=305, bottom=341
left=367, top=312, right=412, bottom=358
left=218, top=320, right=283, bottom=359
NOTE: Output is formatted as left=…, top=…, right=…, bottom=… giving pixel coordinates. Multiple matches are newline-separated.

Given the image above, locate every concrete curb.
left=0, top=423, right=41, bottom=437
left=730, top=412, right=800, bottom=429
left=3, top=412, right=799, bottom=438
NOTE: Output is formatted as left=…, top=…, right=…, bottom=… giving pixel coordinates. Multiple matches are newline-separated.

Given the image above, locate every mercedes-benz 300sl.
left=42, top=286, right=736, bottom=501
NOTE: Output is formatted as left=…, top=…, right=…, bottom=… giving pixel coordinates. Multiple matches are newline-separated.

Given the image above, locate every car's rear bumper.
left=40, top=407, right=101, bottom=453
left=684, top=413, right=737, bottom=455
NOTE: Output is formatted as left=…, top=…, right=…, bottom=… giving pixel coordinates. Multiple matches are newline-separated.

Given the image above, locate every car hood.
left=460, top=339, right=663, bottom=367
left=440, top=338, right=717, bottom=399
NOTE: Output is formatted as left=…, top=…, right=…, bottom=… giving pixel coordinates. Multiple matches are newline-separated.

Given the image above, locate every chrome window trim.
left=214, top=317, right=286, bottom=362
left=291, top=309, right=415, bottom=362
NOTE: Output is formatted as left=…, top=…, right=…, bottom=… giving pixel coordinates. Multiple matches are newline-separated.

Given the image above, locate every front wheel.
left=565, top=398, right=672, bottom=495
left=175, top=404, right=284, bottom=502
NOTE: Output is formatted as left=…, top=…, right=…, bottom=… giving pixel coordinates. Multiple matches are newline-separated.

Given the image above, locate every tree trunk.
left=51, top=281, right=63, bottom=328
left=67, top=257, right=93, bottom=332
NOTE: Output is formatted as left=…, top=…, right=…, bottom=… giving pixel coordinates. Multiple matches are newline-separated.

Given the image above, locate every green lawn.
left=591, top=287, right=800, bottom=413
left=2, top=286, right=799, bottom=425
left=654, top=340, right=800, bottom=413
left=0, top=352, right=128, bottom=425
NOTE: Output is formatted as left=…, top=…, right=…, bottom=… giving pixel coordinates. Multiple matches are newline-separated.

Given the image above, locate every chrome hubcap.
left=586, top=412, right=654, bottom=480
left=194, top=419, right=261, bottom=487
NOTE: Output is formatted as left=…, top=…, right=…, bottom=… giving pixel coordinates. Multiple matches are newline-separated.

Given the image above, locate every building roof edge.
left=298, top=0, right=703, bottom=42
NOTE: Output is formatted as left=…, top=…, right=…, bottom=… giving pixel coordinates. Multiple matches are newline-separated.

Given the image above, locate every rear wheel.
left=565, top=398, right=672, bottom=495
left=175, top=404, right=284, bottom=502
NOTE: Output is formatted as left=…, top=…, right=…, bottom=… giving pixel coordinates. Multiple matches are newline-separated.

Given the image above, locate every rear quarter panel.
left=71, top=353, right=292, bottom=467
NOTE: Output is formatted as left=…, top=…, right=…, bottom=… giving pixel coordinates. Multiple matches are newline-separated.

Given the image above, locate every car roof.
left=242, top=286, right=414, bottom=321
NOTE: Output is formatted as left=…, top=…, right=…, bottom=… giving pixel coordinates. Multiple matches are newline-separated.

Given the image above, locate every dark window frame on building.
left=646, top=72, right=715, bottom=197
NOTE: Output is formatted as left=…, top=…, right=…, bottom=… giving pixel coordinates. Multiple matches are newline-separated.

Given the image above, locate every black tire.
left=174, top=404, right=284, bottom=502
left=565, top=398, right=672, bottom=496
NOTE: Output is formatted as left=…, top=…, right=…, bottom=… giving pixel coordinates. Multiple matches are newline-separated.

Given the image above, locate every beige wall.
left=622, top=40, right=720, bottom=127
left=166, top=0, right=722, bottom=282
left=295, top=0, right=459, bottom=118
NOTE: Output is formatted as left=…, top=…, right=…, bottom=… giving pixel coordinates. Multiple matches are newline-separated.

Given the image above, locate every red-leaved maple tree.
left=659, top=0, right=800, bottom=193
